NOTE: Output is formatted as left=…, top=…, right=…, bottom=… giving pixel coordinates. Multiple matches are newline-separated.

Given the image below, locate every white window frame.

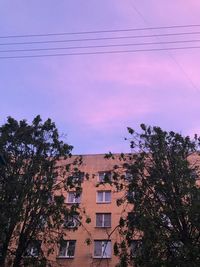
left=69, top=172, right=84, bottom=183
left=58, top=240, right=76, bottom=258
left=96, top=213, right=111, bottom=228
left=125, top=171, right=133, bottom=181
left=96, top=191, right=111, bottom=203
left=63, top=215, right=79, bottom=229
left=25, top=241, right=41, bottom=257
left=37, top=215, right=46, bottom=230
left=67, top=192, right=81, bottom=204
left=98, top=172, right=111, bottom=182
left=93, top=240, right=111, bottom=258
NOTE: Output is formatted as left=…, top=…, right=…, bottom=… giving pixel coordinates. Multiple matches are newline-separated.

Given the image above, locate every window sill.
left=24, top=255, right=39, bottom=258
left=96, top=202, right=111, bottom=204
left=93, top=256, right=111, bottom=259
left=95, top=226, right=111, bottom=228
left=65, top=202, right=80, bottom=204
left=57, top=256, right=74, bottom=259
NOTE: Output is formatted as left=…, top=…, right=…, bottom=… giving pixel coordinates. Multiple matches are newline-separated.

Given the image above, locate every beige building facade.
left=53, top=154, right=127, bottom=267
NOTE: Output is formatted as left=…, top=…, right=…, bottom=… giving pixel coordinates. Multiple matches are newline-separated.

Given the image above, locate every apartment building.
left=45, top=153, right=200, bottom=267
left=4, top=153, right=200, bottom=266
left=50, top=154, right=128, bottom=267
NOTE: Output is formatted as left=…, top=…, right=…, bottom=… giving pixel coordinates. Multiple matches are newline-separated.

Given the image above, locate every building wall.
left=6, top=153, right=200, bottom=266
left=52, top=154, right=128, bottom=267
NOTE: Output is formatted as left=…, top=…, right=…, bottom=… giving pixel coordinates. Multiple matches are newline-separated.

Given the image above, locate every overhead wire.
left=1, top=31, right=200, bottom=46
left=1, top=24, right=200, bottom=38
left=130, top=0, right=200, bottom=92
left=0, top=45, right=200, bottom=59
left=1, top=22, right=200, bottom=60
left=1, top=39, right=200, bottom=53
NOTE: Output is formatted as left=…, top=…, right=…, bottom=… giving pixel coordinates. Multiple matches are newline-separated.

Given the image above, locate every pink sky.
left=1, top=0, right=200, bottom=153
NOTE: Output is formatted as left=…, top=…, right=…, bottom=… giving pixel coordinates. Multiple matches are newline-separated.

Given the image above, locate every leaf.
left=127, top=127, right=134, bottom=135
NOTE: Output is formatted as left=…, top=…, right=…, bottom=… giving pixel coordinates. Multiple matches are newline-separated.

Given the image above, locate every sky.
left=1, top=0, right=200, bottom=154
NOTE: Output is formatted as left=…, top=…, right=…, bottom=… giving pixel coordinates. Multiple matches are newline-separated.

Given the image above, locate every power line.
left=0, top=45, right=200, bottom=59
left=1, top=31, right=200, bottom=46
left=130, top=0, right=200, bottom=93
left=1, top=39, right=200, bottom=53
left=1, top=24, right=200, bottom=39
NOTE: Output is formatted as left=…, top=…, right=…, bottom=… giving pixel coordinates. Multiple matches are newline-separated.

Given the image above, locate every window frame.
left=63, top=215, right=80, bottom=229
left=24, top=240, right=41, bottom=258
left=98, top=171, right=111, bottom=183
left=36, top=215, right=47, bottom=230
left=96, top=191, right=111, bottom=203
left=96, top=213, right=111, bottom=228
left=125, top=171, right=133, bottom=181
left=58, top=240, right=76, bottom=258
left=67, top=192, right=81, bottom=204
left=68, top=172, right=84, bottom=183
left=93, top=240, right=112, bottom=258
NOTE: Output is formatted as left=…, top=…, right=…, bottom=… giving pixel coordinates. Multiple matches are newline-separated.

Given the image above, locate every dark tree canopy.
left=0, top=116, right=83, bottom=267
left=107, top=125, right=200, bottom=267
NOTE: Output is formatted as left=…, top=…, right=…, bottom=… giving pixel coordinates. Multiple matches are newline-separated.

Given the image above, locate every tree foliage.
left=0, top=116, right=83, bottom=267
left=108, top=125, right=200, bottom=267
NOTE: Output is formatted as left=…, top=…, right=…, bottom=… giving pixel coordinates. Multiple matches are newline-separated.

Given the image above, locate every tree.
left=106, top=125, right=200, bottom=267
left=0, top=116, right=83, bottom=267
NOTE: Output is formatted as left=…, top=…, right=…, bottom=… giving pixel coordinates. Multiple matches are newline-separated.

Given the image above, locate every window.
left=96, top=213, right=111, bottom=227
left=126, top=191, right=135, bottom=203
left=24, top=241, right=41, bottom=257
left=98, top=172, right=111, bottom=182
left=131, top=240, right=142, bottom=258
left=36, top=215, right=47, bottom=230
left=58, top=240, right=76, bottom=258
left=94, top=240, right=111, bottom=258
left=63, top=215, right=79, bottom=229
left=69, top=172, right=84, bottom=183
left=97, top=191, right=111, bottom=203
left=67, top=192, right=81, bottom=204
left=42, top=175, right=57, bottom=184
left=125, top=171, right=133, bottom=181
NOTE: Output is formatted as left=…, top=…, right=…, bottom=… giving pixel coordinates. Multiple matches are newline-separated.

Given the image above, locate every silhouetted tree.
left=0, top=116, right=83, bottom=267
left=106, top=125, right=200, bottom=267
